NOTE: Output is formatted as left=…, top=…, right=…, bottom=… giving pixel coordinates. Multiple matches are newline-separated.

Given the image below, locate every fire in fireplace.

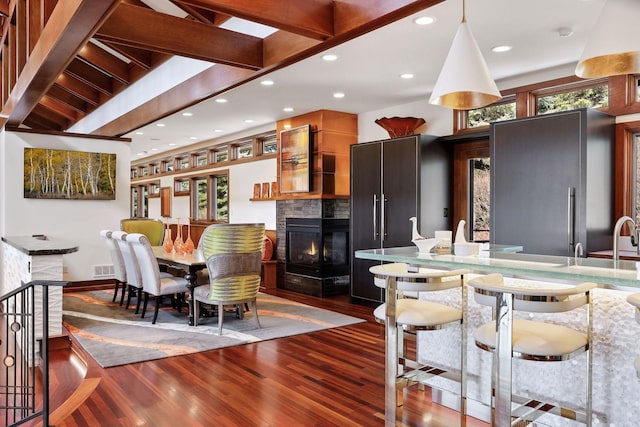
left=285, top=218, right=349, bottom=278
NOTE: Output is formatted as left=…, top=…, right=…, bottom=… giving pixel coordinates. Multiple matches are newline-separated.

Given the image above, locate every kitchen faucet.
left=613, top=216, right=638, bottom=261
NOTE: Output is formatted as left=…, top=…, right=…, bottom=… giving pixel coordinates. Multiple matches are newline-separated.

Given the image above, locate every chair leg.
left=112, top=280, right=120, bottom=303
left=141, top=293, right=149, bottom=318
left=120, top=283, right=127, bottom=306
left=193, top=299, right=200, bottom=326
left=126, top=285, right=134, bottom=309
left=218, top=303, right=224, bottom=335
left=152, top=296, right=161, bottom=324
left=251, top=299, right=261, bottom=330
left=135, top=288, right=143, bottom=314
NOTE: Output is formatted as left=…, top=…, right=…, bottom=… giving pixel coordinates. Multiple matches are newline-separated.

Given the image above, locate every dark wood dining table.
left=152, top=246, right=206, bottom=326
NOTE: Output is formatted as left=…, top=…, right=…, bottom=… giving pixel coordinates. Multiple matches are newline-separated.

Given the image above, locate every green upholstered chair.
left=193, top=223, right=265, bottom=334
left=120, top=218, right=165, bottom=246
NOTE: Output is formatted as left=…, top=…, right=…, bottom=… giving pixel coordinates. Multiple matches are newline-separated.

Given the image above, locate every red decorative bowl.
left=375, top=117, right=426, bottom=138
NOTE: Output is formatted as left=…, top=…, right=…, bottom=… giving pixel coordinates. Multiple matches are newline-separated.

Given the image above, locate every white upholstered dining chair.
left=125, top=233, right=189, bottom=324
left=99, top=230, right=127, bottom=305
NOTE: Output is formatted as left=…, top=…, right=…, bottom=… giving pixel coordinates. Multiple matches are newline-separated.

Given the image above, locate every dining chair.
left=193, top=223, right=265, bottom=333
left=468, top=273, right=596, bottom=426
left=111, top=230, right=144, bottom=312
left=120, top=218, right=165, bottom=246
left=99, top=230, right=127, bottom=304
left=125, top=233, right=189, bottom=324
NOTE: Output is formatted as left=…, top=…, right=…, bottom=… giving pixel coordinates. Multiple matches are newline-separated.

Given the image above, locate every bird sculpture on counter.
left=409, top=216, right=423, bottom=240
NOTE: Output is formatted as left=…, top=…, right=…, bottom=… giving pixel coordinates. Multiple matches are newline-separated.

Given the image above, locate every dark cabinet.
left=490, top=108, right=614, bottom=256
left=350, top=135, right=451, bottom=303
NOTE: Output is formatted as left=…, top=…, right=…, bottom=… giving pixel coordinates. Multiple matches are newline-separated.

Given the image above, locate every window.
left=191, top=171, right=229, bottom=222
left=467, top=101, right=516, bottom=128
left=141, top=166, right=148, bottom=177
left=470, top=158, right=490, bottom=242
left=162, top=160, right=174, bottom=172
left=636, top=76, right=640, bottom=103
left=131, top=168, right=138, bottom=179
left=150, top=164, right=160, bottom=175
left=194, top=151, right=208, bottom=167
left=234, top=141, right=253, bottom=159
left=635, top=133, right=640, bottom=225
left=148, top=181, right=161, bottom=197
left=130, top=185, right=149, bottom=217
left=213, top=147, right=228, bottom=163
left=453, top=141, right=490, bottom=242
left=174, top=178, right=190, bottom=196
left=537, top=83, right=608, bottom=115
left=263, top=140, right=278, bottom=154
left=178, top=157, right=190, bottom=170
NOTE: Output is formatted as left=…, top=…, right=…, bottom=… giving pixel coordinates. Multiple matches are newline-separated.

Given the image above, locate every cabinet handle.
left=373, top=194, right=379, bottom=240
left=381, top=193, right=387, bottom=242
left=567, top=187, right=575, bottom=251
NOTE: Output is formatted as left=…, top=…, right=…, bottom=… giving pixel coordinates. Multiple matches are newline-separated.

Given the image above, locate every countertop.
left=589, top=249, right=640, bottom=261
left=2, top=235, right=79, bottom=255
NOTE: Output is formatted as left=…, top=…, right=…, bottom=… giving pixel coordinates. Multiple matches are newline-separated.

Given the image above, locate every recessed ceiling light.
left=557, top=27, right=574, bottom=38
left=214, top=129, right=223, bottom=132
left=215, top=98, right=227, bottom=103
left=156, top=123, right=166, bottom=127
left=189, top=136, right=198, bottom=140
left=284, top=124, right=291, bottom=129
left=400, top=73, right=414, bottom=79
left=135, top=131, right=144, bottom=135
left=136, top=152, right=145, bottom=156
left=333, top=92, right=345, bottom=98
left=491, top=45, right=512, bottom=53
left=283, top=107, right=294, bottom=112
left=261, top=80, right=274, bottom=86
left=168, top=143, right=176, bottom=146
left=413, top=16, right=436, bottom=26
left=322, top=54, right=338, bottom=61
left=244, top=119, right=254, bottom=123
left=151, top=148, right=158, bottom=151
left=182, top=112, right=193, bottom=116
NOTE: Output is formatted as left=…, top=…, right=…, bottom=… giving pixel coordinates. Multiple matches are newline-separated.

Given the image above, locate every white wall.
left=0, top=130, right=131, bottom=282
left=144, top=157, right=277, bottom=230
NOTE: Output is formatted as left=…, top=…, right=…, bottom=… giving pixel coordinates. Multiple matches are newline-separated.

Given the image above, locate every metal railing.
left=1, top=280, right=67, bottom=427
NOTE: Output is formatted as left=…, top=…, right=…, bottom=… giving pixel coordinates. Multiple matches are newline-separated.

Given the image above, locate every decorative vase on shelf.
left=375, top=116, right=426, bottom=138
left=163, top=226, right=173, bottom=253
left=174, top=219, right=184, bottom=254
left=184, top=220, right=194, bottom=254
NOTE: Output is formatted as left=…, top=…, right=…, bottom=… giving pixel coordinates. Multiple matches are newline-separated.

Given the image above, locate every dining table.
left=152, top=246, right=206, bottom=326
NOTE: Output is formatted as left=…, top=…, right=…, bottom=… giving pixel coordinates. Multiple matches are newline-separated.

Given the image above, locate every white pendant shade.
left=429, top=21, right=501, bottom=110
left=575, top=0, right=640, bottom=78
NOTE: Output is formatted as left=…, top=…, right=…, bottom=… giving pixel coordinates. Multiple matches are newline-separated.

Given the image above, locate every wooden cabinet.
left=349, top=135, right=452, bottom=304
left=490, top=108, right=614, bottom=256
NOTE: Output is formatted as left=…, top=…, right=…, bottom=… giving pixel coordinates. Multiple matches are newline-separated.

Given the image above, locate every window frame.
left=189, top=169, right=229, bottom=222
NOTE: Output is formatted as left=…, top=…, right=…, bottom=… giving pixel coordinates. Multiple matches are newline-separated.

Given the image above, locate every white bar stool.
left=369, top=262, right=469, bottom=426
left=627, top=292, right=640, bottom=378
left=468, top=273, right=596, bottom=427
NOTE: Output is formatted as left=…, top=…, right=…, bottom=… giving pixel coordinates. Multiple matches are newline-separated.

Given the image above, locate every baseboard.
left=63, top=279, right=114, bottom=293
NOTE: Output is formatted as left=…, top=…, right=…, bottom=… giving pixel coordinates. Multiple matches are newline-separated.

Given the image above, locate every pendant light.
left=429, top=0, right=501, bottom=110
left=575, top=0, right=640, bottom=78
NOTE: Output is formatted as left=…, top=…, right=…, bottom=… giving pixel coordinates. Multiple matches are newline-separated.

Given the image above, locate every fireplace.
left=284, top=218, right=349, bottom=296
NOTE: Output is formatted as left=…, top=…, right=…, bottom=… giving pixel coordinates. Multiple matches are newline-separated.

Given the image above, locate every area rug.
left=62, top=290, right=364, bottom=368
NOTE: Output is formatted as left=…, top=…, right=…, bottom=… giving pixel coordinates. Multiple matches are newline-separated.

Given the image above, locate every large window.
left=130, top=184, right=149, bottom=217
left=453, top=141, right=490, bottom=242
left=467, top=101, right=516, bottom=128
left=191, top=171, right=229, bottom=222
left=470, top=158, right=490, bottom=241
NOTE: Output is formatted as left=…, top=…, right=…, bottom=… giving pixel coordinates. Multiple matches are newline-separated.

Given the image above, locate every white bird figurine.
left=454, top=220, right=467, bottom=243
left=409, top=217, right=423, bottom=240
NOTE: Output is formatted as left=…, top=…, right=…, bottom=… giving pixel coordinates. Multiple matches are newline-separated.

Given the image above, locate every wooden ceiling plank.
left=173, top=0, right=334, bottom=40
left=65, top=57, right=113, bottom=95
left=47, top=83, right=88, bottom=114
left=95, top=3, right=263, bottom=70
left=30, top=104, right=68, bottom=130
left=39, top=94, right=81, bottom=121
left=78, top=41, right=130, bottom=85
left=1, top=0, right=121, bottom=128
left=92, top=64, right=254, bottom=137
left=56, top=73, right=100, bottom=106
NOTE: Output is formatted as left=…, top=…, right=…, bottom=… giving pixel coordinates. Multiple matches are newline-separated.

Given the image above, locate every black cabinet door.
left=381, top=136, right=420, bottom=248
left=350, top=142, right=383, bottom=302
left=491, top=112, right=581, bottom=256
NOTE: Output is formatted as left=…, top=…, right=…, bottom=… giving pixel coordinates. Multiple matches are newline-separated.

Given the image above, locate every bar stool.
left=468, top=273, right=596, bottom=427
left=627, top=292, right=640, bottom=378
left=369, top=263, right=469, bottom=425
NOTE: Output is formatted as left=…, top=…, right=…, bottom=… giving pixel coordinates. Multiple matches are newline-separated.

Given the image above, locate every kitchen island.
left=356, top=246, right=640, bottom=426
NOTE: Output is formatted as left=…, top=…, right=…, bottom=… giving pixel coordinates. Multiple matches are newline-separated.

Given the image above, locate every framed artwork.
left=253, top=183, right=261, bottom=199
left=261, top=182, right=270, bottom=198
left=160, top=187, right=171, bottom=217
left=24, top=148, right=116, bottom=200
left=280, top=124, right=311, bottom=193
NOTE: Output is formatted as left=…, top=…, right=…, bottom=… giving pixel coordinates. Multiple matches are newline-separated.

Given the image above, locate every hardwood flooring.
left=43, top=289, right=489, bottom=427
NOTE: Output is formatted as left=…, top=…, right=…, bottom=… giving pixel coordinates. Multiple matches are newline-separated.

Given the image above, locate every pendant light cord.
left=462, top=0, right=466, bottom=23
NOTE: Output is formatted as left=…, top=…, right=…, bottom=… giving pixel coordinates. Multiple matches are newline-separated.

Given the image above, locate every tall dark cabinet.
left=350, top=135, right=451, bottom=304
left=490, top=108, right=614, bottom=256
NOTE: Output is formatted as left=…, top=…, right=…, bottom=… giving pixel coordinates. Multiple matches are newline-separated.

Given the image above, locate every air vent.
left=93, top=264, right=115, bottom=278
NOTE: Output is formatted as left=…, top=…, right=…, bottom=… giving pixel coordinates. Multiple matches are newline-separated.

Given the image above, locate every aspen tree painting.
left=24, top=148, right=116, bottom=200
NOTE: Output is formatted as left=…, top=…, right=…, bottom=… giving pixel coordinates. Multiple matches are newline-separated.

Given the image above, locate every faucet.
left=574, top=242, right=583, bottom=261
left=613, top=216, right=638, bottom=261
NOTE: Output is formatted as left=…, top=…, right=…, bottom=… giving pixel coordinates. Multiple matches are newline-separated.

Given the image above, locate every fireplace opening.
left=285, top=218, right=349, bottom=278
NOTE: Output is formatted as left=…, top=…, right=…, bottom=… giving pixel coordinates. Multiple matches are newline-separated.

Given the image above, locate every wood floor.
left=42, top=288, right=489, bottom=427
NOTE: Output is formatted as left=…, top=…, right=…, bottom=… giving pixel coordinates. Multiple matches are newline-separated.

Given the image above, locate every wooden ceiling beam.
left=29, top=104, right=69, bottom=130
left=47, top=83, right=89, bottom=114
left=95, top=3, right=263, bottom=70
left=55, top=73, right=101, bottom=106
left=1, top=0, right=120, bottom=128
left=39, top=94, right=81, bottom=121
left=77, top=41, right=130, bottom=85
left=65, top=58, right=114, bottom=96
left=172, top=0, right=334, bottom=40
